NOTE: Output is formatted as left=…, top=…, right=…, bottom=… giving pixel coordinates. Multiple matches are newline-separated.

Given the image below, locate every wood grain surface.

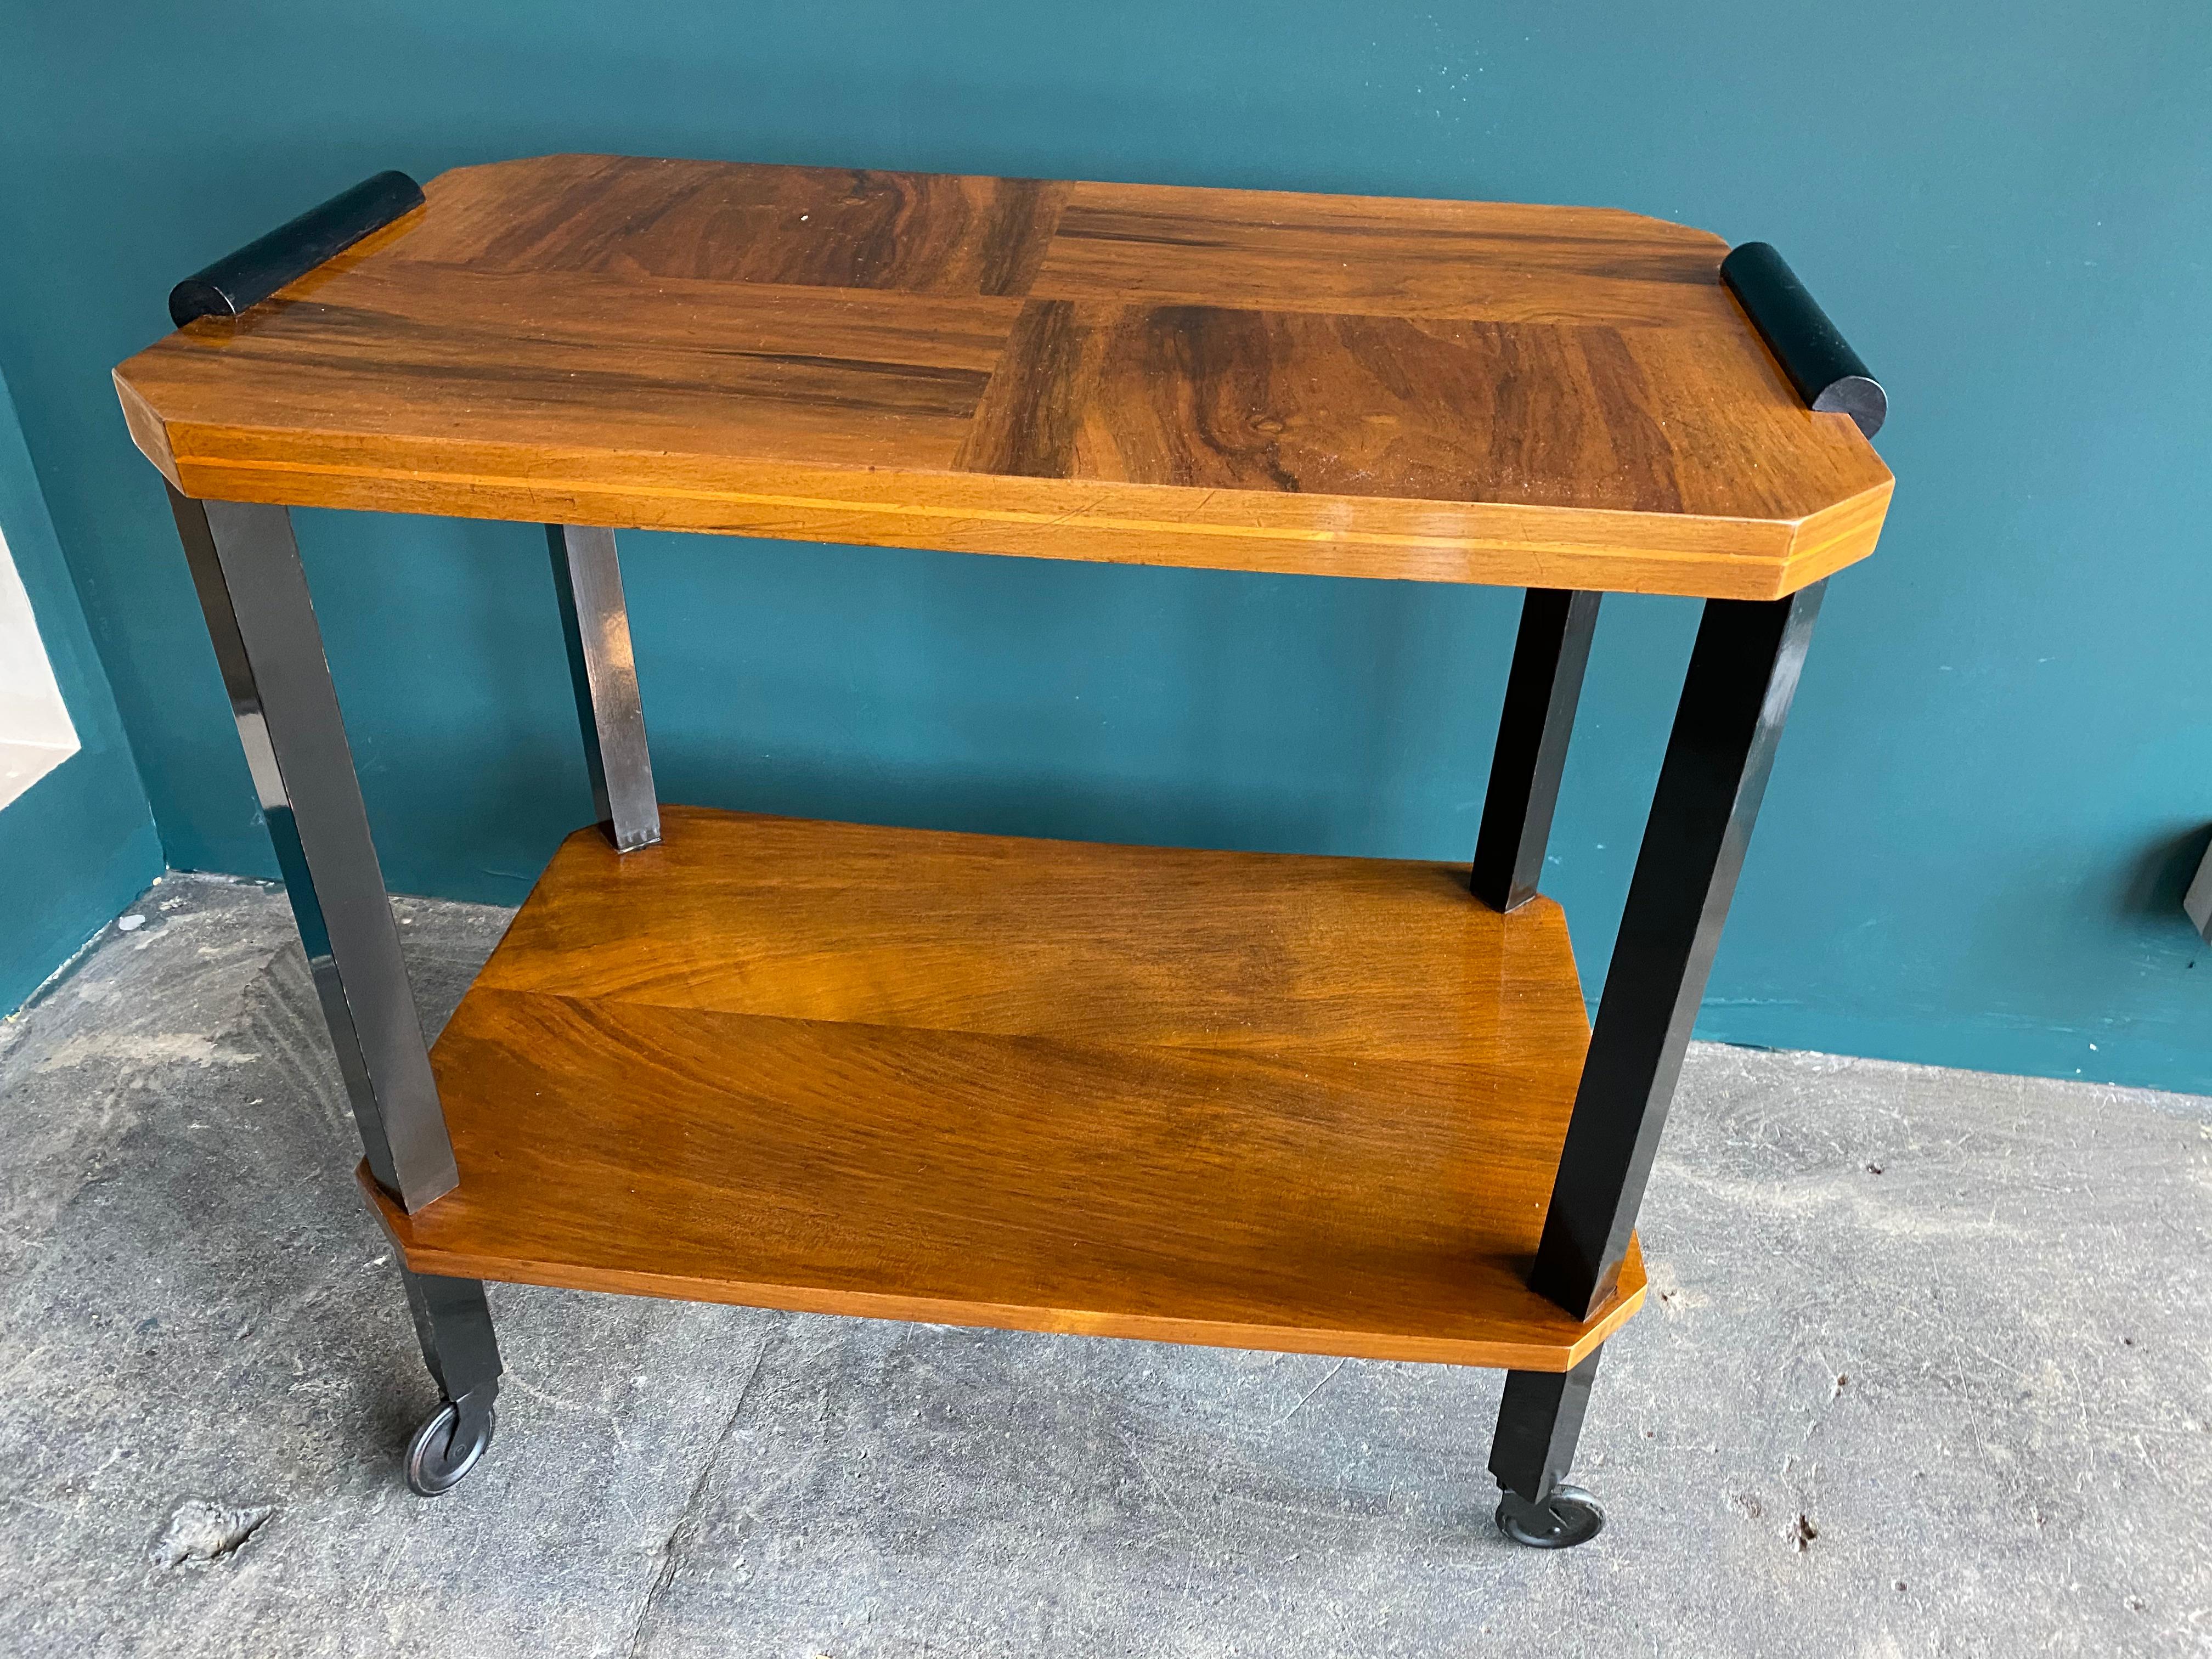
left=367, top=807, right=1644, bottom=1370
left=118, top=155, right=1889, bottom=597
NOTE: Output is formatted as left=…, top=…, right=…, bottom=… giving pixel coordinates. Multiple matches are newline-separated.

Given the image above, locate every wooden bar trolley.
left=115, top=155, right=1891, bottom=1544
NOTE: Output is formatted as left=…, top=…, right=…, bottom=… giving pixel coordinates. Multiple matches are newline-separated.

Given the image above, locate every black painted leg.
left=1472, top=589, right=1601, bottom=912
left=1489, top=1348, right=1605, bottom=1547
left=398, top=1267, right=503, bottom=1497
left=1532, top=584, right=1827, bottom=1319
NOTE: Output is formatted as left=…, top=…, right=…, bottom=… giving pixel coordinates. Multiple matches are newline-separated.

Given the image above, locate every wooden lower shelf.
left=368, top=807, right=1644, bottom=1371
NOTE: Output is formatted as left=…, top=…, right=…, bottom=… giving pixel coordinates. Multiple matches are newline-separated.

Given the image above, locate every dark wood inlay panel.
left=140, top=269, right=1020, bottom=469
left=965, top=303, right=1700, bottom=513
left=1032, top=180, right=1747, bottom=323
left=399, top=156, right=1071, bottom=297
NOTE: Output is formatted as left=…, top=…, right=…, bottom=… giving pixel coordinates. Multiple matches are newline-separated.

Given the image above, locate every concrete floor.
left=2, top=875, right=2209, bottom=1657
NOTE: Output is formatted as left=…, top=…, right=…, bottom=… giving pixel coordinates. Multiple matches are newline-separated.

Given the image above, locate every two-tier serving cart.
left=115, top=155, right=1890, bottom=1546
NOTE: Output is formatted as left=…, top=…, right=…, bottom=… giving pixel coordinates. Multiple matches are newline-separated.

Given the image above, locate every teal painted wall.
left=1, top=4, right=2208, bottom=1086
left=0, top=364, right=161, bottom=1013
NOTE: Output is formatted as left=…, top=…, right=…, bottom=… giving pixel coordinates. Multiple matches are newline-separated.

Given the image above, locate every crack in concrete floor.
left=2, top=874, right=2209, bottom=1656
left=624, top=1322, right=784, bottom=1659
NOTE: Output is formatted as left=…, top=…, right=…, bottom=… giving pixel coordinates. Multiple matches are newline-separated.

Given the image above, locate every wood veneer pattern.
left=117, top=155, right=1892, bottom=596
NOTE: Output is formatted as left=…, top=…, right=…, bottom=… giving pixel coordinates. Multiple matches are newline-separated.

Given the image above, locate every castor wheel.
left=1496, top=1482, right=1605, bottom=1548
left=405, top=1396, right=496, bottom=1497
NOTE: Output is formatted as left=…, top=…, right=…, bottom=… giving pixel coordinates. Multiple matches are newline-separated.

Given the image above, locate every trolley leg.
left=1471, top=589, right=1600, bottom=912
left=1532, top=584, right=1827, bottom=1319
left=1489, top=1348, right=1605, bottom=1547
left=168, top=487, right=458, bottom=1211
left=547, top=524, right=660, bottom=851
left=398, top=1267, right=503, bottom=1497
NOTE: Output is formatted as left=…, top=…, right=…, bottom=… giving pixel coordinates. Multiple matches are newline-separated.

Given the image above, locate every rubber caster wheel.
left=405, top=1398, right=496, bottom=1497
left=1496, top=1482, right=1605, bottom=1549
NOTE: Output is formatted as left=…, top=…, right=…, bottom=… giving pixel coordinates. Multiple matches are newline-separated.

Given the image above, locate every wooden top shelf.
left=366, top=807, right=1643, bottom=1370
left=117, top=155, right=1889, bottom=599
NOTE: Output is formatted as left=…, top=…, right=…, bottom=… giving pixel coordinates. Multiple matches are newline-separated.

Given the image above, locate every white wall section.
left=0, top=520, right=80, bottom=811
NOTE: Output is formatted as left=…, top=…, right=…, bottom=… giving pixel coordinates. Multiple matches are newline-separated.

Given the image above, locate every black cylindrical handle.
left=168, top=170, right=424, bottom=328
left=1720, top=241, right=1886, bottom=439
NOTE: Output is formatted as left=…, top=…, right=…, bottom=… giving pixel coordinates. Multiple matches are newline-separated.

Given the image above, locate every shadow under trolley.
left=114, top=154, right=1892, bottom=1545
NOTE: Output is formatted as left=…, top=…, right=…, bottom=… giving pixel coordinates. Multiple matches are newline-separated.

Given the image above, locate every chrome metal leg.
left=547, top=524, right=660, bottom=851
left=1471, top=589, right=1601, bottom=912
left=168, top=487, right=458, bottom=1211
left=1531, top=583, right=1827, bottom=1319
